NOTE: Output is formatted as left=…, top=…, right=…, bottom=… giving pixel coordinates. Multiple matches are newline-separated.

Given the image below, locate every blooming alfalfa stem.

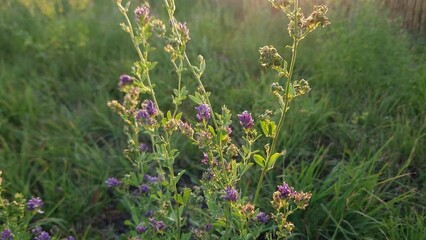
left=120, top=5, right=160, bottom=114
left=254, top=0, right=300, bottom=206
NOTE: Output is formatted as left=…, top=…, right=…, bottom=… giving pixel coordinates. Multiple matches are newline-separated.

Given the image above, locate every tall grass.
left=0, top=0, right=424, bottom=238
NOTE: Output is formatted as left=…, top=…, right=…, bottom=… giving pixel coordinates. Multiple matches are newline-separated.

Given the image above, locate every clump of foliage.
left=106, top=0, right=329, bottom=239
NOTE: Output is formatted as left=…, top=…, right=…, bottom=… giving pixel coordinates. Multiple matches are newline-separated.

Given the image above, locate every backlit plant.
left=108, top=0, right=329, bottom=239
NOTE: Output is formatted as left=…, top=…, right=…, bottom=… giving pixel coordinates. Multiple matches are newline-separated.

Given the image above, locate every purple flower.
left=277, top=182, right=294, bottom=199
left=149, top=218, right=166, bottom=232
left=1, top=229, right=12, bottom=240
left=27, top=197, right=43, bottom=213
left=145, top=210, right=154, bottom=218
left=136, top=224, right=147, bottom=234
left=139, top=143, right=149, bottom=152
left=134, top=5, right=150, bottom=24
left=105, top=177, right=121, bottom=187
left=35, top=231, right=50, bottom=240
left=238, top=111, right=254, bottom=129
left=144, top=100, right=158, bottom=116
left=195, top=104, right=211, bottom=121
left=140, top=184, right=149, bottom=194
left=256, top=212, right=269, bottom=224
left=176, top=22, right=190, bottom=42
left=204, top=223, right=212, bottom=231
left=31, top=227, right=42, bottom=235
left=119, top=74, right=133, bottom=86
left=136, top=110, right=154, bottom=125
left=144, top=174, right=159, bottom=184
left=226, top=126, right=232, bottom=135
left=201, top=153, right=209, bottom=165
left=222, top=186, right=238, bottom=202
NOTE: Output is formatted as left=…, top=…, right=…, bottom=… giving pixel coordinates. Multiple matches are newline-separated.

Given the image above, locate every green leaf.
left=253, top=154, right=265, bottom=167
left=267, top=152, right=284, bottom=169
left=182, top=188, right=191, bottom=205
left=213, top=220, right=227, bottom=228
left=189, top=95, right=202, bottom=104
left=260, top=120, right=269, bottom=136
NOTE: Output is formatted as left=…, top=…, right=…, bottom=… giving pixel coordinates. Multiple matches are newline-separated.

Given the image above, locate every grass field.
left=1, top=0, right=425, bottom=239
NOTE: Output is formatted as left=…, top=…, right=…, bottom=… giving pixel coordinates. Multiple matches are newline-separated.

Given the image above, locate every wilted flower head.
left=259, top=45, right=283, bottom=68
left=27, top=197, right=44, bottom=213
left=150, top=18, right=166, bottom=37
left=201, top=152, right=209, bottom=165
left=222, top=186, right=238, bottom=202
left=1, top=229, right=12, bottom=240
left=302, top=4, right=330, bottom=31
left=256, top=212, right=269, bottom=224
left=35, top=231, right=50, bottom=240
left=105, top=177, right=121, bottom=187
left=178, top=121, right=194, bottom=137
left=277, top=182, right=294, bottom=199
left=195, top=104, right=211, bottom=121
left=270, top=0, right=291, bottom=9
left=135, top=3, right=150, bottom=25
left=238, top=111, right=254, bottom=129
left=119, top=74, right=133, bottom=86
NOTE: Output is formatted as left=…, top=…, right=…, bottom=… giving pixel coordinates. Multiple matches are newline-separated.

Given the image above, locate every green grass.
left=0, top=0, right=425, bottom=238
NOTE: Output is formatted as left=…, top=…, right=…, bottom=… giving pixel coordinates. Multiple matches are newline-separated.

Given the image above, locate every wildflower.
left=277, top=182, right=294, bottom=199
left=119, top=74, right=133, bottom=86
left=259, top=45, right=283, bottom=68
left=195, top=130, right=213, bottom=148
left=143, top=100, right=158, bottom=116
left=178, top=121, right=194, bottom=137
left=204, top=223, right=212, bottom=231
left=35, top=231, right=50, bottom=240
left=1, top=229, right=12, bottom=240
left=136, top=110, right=154, bottom=125
left=140, top=184, right=149, bottom=194
left=139, top=143, right=149, bottom=152
left=32, top=227, right=42, bottom=235
left=134, top=4, right=150, bottom=25
left=238, top=111, right=254, bottom=129
left=105, top=177, right=121, bottom=187
left=144, top=174, right=159, bottom=184
left=136, top=224, right=147, bottom=234
left=195, top=104, right=211, bottom=121
left=256, top=212, right=269, bottom=224
left=222, top=186, right=238, bottom=202
left=149, top=218, right=166, bottom=232
left=201, top=153, right=209, bottom=165
left=292, top=191, right=312, bottom=209
left=27, top=197, right=44, bottom=213
left=176, top=21, right=190, bottom=43
left=302, top=5, right=330, bottom=31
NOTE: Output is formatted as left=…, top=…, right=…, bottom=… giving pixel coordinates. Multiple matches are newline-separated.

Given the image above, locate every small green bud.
left=259, top=45, right=283, bottom=68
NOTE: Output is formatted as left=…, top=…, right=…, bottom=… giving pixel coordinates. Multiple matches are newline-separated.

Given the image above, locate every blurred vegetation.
left=0, top=0, right=425, bottom=238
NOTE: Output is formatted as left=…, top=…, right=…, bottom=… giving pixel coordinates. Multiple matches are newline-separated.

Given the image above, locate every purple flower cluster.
left=136, top=100, right=158, bottom=125
left=195, top=104, right=211, bottom=121
left=277, top=182, right=294, bottom=199
left=238, top=111, right=254, bottom=129
left=149, top=218, right=166, bottom=232
left=119, top=74, right=133, bottom=86
left=201, top=153, right=209, bottom=165
left=256, top=212, right=269, bottom=224
left=34, top=231, right=50, bottom=240
left=105, top=177, right=121, bottom=188
left=134, top=5, right=150, bottom=24
left=1, top=229, right=12, bottom=240
left=144, top=174, right=159, bottom=184
left=136, top=224, right=147, bottom=234
left=27, top=197, right=44, bottom=213
left=139, top=143, right=149, bottom=152
left=140, top=184, right=149, bottom=194
left=222, top=186, right=238, bottom=202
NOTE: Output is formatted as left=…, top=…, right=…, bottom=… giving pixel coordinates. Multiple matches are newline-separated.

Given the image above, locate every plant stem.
left=225, top=203, right=231, bottom=240
left=253, top=0, right=300, bottom=205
